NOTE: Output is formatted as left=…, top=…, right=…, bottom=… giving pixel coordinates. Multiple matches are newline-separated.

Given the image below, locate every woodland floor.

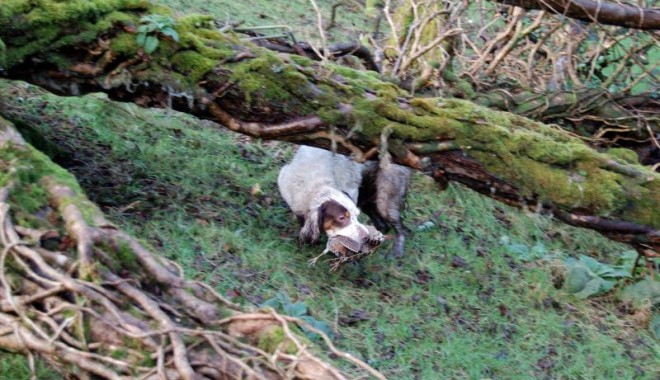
left=1, top=1, right=658, bottom=379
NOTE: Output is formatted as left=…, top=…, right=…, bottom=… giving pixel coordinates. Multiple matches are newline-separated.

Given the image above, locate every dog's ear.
left=300, top=207, right=322, bottom=244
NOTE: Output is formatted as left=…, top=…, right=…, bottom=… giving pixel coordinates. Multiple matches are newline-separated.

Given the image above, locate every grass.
left=1, top=78, right=658, bottom=379
left=160, top=0, right=373, bottom=43
left=1, top=0, right=658, bottom=378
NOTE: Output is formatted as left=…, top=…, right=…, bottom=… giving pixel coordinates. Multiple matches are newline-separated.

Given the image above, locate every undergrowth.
left=1, top=78, right=657, bottom=379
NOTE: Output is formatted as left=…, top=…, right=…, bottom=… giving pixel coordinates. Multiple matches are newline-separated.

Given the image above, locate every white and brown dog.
left=278, top=146, right=411, bottom=261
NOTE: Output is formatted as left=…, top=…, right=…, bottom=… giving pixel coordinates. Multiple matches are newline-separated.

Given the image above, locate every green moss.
left=1, top=120, right=104, bottom=234
left=318, top=108, right=345, bottom=125
left=104, top=240, right=140, bottom=273
left=348, top=95, right=659, bottom=224
left=620, top=180, right=660, bottom=228
left=171, top=51, right=217, bottom=83
left=110, top=32, right=139, bottom=56
left=352, top=98, right=390, bottom=136
left=1, top=0, right=149, bottom=68
left=109, top=348, right=128, bottom=359
left=257, top=326, right=297, bottom=354
left=606, top=148, right=639, bottom=164
left=289, top=54, right=314, bottom=67
left=177, top=14, right=215, bottom=31
left=228, top=52, right=307, bottom=103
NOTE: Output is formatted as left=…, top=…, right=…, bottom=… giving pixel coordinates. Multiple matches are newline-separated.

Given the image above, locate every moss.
left=2, top=0, right=150, bottom=68
left=289, top=54, right=314, bottom=67
left=170, top=51, right=217, bottom=83
left=606, top=148, right=639, bottom=164
left=318, top=108, right=345, bottom=125
left=228, top=52, right=308, bottom=103
left=104, top=240, right=140, bottom=273
left=109, top=348, right=128, bottom=359
left=0, top=131, right=103, bottom=232
left=179, top=32, right=235, bottom=60
left=352, top=98, right=390, bottom=137
left=110, top=32, right=139, bottom=56
left=357, top=97, right=659, bottom=224
left=257, top=326, right=297, bottom=354
left=620, top=180, right=660, bottom=228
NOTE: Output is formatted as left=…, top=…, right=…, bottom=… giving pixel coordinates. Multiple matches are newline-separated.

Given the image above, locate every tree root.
left=0, top=121, right=382, bottom=379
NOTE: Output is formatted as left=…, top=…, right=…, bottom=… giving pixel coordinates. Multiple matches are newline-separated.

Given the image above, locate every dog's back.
left=278, top=146, right=363, bottom=215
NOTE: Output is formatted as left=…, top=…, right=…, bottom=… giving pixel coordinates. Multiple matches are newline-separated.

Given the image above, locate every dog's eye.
left=337, top=215, right=346, bottom=222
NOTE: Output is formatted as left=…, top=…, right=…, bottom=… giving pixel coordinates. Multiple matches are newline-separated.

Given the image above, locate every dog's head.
left=300, top=191, right=371, bottom=246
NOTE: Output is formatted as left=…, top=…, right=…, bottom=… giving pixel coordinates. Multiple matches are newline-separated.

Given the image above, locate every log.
left=0, top=0, right=657, bottom=252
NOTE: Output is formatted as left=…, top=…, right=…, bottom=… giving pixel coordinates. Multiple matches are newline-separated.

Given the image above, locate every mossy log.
left=0, top=116, right=382, bottom=379
left=441, top=74, right=659, bottom=157
left=0, top=0, right=657, bottom=254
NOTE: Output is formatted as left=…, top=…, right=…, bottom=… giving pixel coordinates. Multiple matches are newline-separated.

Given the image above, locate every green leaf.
left=260, top=298, right=282, bottom=309
left=285, top=302, right=307, bottom=317
left=161, top=27, right=180, bottom=42
left=565, top=266, right=592, bottom=293
left=135, top=33, right=146, bottom=46
left=143, top=23, right=158, bottom=33
left=599, top=279, right=616, bottom=293
left=144, top=36, right=159, bottom=54
left=300, top=316, right=333, bottom=340
left=276, top=292, right=291, bottom=306
left=606, top=268, right=632, bottom=279
left=579, top=255, right=603, bottom=272
left=573, top=278, right=603, bottom=299
left=137, top=25, right=149, bottom=33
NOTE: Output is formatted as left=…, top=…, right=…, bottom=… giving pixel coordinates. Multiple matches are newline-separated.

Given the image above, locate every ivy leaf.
left=161, top=27, right=179, bottom=42
left=135, top=33, right=146, bottom=47
left=144, top=36, right=159, bottom=54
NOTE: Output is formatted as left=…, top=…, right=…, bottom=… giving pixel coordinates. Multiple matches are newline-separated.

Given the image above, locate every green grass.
left=1, top=78, right=658, bottom=379
left=159, top=0, right=373, bottom=45
left=0, top=353, right=61, bottom=380
left=1, top=0, right=658, bottom=378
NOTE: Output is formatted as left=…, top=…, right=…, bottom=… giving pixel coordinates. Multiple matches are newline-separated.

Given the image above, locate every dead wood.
left=495, top=0, right=660, bottom=30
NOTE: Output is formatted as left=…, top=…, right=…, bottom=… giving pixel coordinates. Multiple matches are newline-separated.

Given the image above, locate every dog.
left=278, top=146, right=411, bottom=259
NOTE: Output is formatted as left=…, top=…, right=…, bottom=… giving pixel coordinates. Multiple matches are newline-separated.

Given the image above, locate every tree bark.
left=0, top=0, right=657, bottom=253
left=494, top=0, right=660, bottom=30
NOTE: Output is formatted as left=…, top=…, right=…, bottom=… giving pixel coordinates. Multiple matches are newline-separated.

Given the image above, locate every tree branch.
left=494, top=0, right=660, bottom=30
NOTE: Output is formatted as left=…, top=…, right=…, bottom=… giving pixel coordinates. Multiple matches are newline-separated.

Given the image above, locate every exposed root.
left=0, top=123, right=383, bottom=379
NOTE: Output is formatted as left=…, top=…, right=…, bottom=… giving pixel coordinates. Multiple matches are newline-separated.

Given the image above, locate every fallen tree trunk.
left=0, top=0, right=657, bottom=253
left=0, top=116, right=382, bottom=379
